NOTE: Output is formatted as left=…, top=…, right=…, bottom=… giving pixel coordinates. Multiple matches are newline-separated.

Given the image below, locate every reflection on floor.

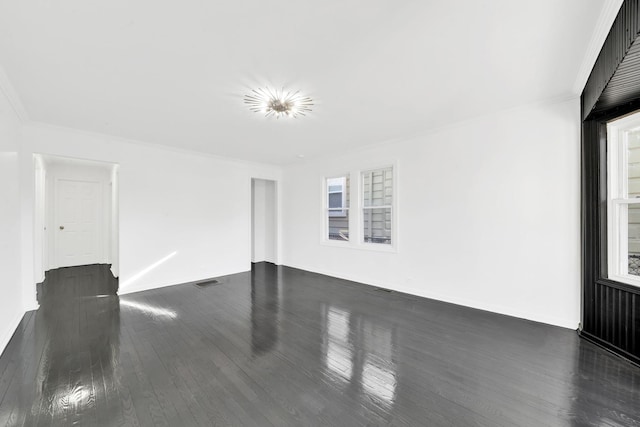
left=36, top=263, right=119, bottom=303
left=1, top=262, right=639, bottom=426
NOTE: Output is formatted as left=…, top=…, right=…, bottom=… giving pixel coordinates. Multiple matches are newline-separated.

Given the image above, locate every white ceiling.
left=0, top=0, right=616, bottom=164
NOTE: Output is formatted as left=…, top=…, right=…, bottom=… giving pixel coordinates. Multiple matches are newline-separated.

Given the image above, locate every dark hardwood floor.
left=0, top=263, right=639, bottom=426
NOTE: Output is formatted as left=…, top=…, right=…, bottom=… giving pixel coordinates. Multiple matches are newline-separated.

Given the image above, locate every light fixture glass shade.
left=244, top=87, right=313, bottom=118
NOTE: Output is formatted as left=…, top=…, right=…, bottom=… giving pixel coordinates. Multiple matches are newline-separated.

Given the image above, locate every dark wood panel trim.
left=581, top=0, right=640, bottom=366
left=582, top=0, right=639, bottom=120
left=595, top=278, right=640, bottom=294
left=587, top=95, right=640, bottom=122
left=581, top=118, right=599, bottom=332
left=579, top=330, right=640, bottom=368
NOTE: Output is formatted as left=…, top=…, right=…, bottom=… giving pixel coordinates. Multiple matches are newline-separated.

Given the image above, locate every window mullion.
left=611, top=198, right=640, bottom=204
left=622, top=129, right=628, bottom=199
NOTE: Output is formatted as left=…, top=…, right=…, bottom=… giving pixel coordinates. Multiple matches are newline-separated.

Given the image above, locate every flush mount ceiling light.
left=244, top=87, right=313, bottom=119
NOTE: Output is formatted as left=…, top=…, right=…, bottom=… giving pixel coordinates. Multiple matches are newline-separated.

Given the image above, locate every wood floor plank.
left=1, top=263, right=640, bottom=426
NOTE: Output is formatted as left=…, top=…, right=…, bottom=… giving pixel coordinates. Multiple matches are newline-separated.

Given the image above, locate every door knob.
left=59, top=226, right=64, bottom=230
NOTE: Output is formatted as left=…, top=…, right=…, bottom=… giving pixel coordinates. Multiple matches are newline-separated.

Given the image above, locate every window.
left=362, top=167, right=393, bottom=245
left=322, top=166, right=396, bottom=250
left=608, top=113, right=640, bottom=286
left=327, top=177, right=347, bottom=217
left=326, top=175, right=349, bottom=241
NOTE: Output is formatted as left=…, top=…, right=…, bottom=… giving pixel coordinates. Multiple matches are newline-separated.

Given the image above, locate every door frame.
left=250, top=177, right=281, bottom=266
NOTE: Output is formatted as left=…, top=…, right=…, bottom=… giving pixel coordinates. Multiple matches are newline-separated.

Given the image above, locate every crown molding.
left=286, top=93, right=579, bottom=167
left=0, top=65, right=29, bottom=122
left=572, top=0, right=624, bottom=96
left=25, top=120, right=284, bottom=171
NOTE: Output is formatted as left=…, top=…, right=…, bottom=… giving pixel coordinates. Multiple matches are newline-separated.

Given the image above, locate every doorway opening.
left=251, top=178, right=277, bottom=264
left=34, top=154, right=119, bottom=294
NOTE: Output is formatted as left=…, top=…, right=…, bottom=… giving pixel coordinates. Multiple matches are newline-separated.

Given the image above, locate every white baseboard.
left=0, top=311, right=26, bottom=357
left=284, top=262, right=579, bottom=330
left=23, top=302, right=39, bottom=312
left=118, top=267, right=247, bottom=296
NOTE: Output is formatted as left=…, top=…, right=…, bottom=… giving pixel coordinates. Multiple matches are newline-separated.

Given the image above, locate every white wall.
left=252, top=179, right=277, bottom=263
left=282, top=98, right=581, bottom=329
left=19, top=123, right=282, bottom=306
left=0, top=86, right=24, bottom=355
left=44, top=159, right=113, bottom=270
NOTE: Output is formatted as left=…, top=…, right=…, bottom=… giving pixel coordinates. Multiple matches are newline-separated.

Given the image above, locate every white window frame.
left=607, top=113, right=640, bottom=287
left=321, top=162, right=398, bottom=253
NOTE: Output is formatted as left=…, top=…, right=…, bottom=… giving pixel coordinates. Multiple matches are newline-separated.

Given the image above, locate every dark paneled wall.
left=592, top=282, right=639, bottom=353
left=593, top=39, right=640, bottom=113
left=581, top=0, right=640, bottom=367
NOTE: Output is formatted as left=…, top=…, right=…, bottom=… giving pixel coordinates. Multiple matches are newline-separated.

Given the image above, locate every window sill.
left=607, top=273, right=640, bottom=288
left=320, top=239, right=398, bottom=253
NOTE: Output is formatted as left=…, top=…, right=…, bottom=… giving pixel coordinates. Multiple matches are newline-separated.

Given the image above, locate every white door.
left=55, top=179, right=102, bottom=268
